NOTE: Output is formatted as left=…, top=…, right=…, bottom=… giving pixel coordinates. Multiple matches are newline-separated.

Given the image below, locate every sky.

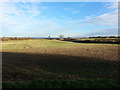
left=0, top=2, right=118, bottom=37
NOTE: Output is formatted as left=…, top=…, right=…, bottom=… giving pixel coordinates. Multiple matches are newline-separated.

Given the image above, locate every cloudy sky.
left=0, top=1, right=118, bottom=37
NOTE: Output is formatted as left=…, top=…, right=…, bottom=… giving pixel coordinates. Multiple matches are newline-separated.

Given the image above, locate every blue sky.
left=0, top=2, right=118, bottom=37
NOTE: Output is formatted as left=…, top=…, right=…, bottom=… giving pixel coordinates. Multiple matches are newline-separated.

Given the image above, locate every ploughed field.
left=1, top=39, right=119, bottom=88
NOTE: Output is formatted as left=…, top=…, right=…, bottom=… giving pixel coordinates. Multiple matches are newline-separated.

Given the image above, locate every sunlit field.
left=1, top=1, right=119, bottom=88
left=1, top=39, right=119, bottom=88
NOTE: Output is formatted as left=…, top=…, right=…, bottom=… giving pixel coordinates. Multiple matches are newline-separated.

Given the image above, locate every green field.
left=1, top=39, right=78, bottom=50
left=1, top=39, right=119, bottom=88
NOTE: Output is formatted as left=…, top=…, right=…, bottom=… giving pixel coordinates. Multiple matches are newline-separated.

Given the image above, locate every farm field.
left=1, top=39, right=120, bottom=88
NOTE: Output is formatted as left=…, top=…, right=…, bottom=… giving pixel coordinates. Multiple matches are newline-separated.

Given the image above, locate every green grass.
left=3, top=79, right=120, bottom=88
left=1, top=39, right=118, bottom=50
left=1, top=39, right=77, bottom=50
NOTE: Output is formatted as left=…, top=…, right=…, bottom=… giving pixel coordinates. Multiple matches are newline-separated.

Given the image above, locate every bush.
left=1, top=37, right=31, bottom=41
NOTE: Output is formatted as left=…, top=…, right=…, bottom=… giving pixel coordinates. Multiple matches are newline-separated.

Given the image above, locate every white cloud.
left=85, top=10, right=118, bottom=26
left=106, top=2, right=118, bottom=9
left=85, top=27, right=118, bottom=36
left=0, top=2, right=118, bottom=37
left=72, top=10, right=80, bottom=14
left=62, top=7, right=118, bottom=27
left=61, top=10, right=118, bottom=27
left=0, top=0, right=119, bottom=2
left=0, top=0, right=42, bottom=2
left=0, top=2, right=43, bottom=18
left=64, top=8, right=80, bottom=14
left=0, top=2, right=79, bottom=37
left=64, top=8, right=73, bottom=11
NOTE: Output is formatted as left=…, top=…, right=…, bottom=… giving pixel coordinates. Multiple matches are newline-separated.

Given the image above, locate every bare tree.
left=48, top=36, right=51, bottom=39
left=59, top=34, right=64, bottom=39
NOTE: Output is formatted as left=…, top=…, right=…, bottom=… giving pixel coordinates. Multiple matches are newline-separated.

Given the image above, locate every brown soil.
left=2, top=45, right=119, bottom=81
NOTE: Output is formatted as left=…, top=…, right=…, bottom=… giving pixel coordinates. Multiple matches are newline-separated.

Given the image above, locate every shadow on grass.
left=3, top=79, right=120, bottom=88
left=2, top=52, right=119, bottom=81
left=62, top=40, right=120, bottom=44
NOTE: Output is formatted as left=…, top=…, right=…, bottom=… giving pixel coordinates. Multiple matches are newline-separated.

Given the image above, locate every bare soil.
left=2, top=40, right=119, bottom=81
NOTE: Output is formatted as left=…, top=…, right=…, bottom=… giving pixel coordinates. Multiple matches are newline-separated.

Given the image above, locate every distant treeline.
left=0, top=37, right=31, bottom=41
left=1, top=36, right=119, bottom=42
left=47, top=36, right=119, bottom=40
left=88, top=36, right=120, bottom=38
left=61, top=36, right=120, bottom=44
